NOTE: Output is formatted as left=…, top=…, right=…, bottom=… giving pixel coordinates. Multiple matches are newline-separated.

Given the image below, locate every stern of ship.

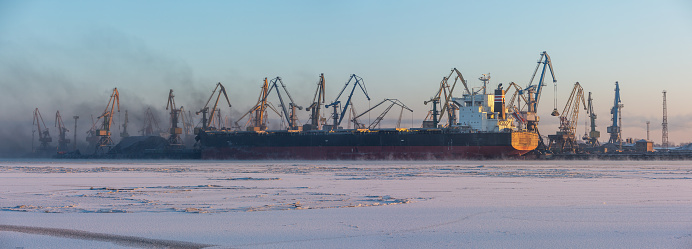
left=511, top=131, right=540, bottom=155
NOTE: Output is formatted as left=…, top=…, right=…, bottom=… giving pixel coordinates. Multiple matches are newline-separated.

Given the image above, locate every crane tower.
left=607, top=82, right=623, bottom=146
left=662, top=90, right=668, bottom=150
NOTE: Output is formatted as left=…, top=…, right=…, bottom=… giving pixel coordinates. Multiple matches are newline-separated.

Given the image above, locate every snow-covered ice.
left=1, top=159, right=691, bottom=248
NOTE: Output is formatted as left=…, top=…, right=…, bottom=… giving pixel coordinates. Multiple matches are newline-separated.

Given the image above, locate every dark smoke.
left=0, top=29, right=219, bottom=157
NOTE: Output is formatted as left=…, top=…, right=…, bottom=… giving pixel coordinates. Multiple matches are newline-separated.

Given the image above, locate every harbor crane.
left=523, top=51, right=558, bottom=133
left=352, top=99, right=413, bottom=129
left=607, top=82, right=623, bottom=146
left=548, top=82, right=586, bottom=154
left=72, top=116, right=78, bottom=151
left=140, top=107, right=161, bottom=136
left=234, top=78, right=283, bottom=131
left=423, top=68, right=470, bottom=128
left=55, top=110, right=70, bottom=153
left=265, top=77, right=303, bottom=130
left=503, top=51, right=559, bottom=154
left=166, top=89, right=184, bottom=146
left=305, top=73, right=326, bottom=130
left=183, top=109, right=194, bottom=136
left=32, top=108, right=52, bottom=152
left=502, top=82, right=530, bottom=129
left=196, top=82, right=232, bottom=132
left=120, top=110, right=129, bottom=138
left=94, top=88, right=120, bottom=154
left=583, top=92, right=600, bottom=146
left=85, top=115, right=98, bottom=149
left=325, top=74, right=371, bottom=130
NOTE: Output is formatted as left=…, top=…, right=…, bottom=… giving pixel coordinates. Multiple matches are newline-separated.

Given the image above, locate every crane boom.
left=196, top=82, right=232, bottom=131
left=424, top=68, right=468, bottom=128
left=325, top=74, right=370, bottom=129
left=607, top=81, right=623, bottom=145
left=263, top=77, right=303, bottom=130
left=527, top=51, right=557, bottom=114
left=55, top=110, right=70, bottom=153
left=94, top=88, right=120, bottom=154
left=585, top=92, right=600, bottom=146
left=166, top=89, right=184, bottom=146
left=306, top=74, right=326, bottom=130
left=547, top=82, right=586, bottom=154
left=33, top=108, right=52, bottom=152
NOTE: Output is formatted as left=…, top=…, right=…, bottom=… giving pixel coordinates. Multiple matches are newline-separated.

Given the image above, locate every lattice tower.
left=662, top=90, right=668, bottom=149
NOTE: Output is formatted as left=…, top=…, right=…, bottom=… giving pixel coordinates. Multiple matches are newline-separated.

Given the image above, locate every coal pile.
left=109, top=136, right=168, bottom=155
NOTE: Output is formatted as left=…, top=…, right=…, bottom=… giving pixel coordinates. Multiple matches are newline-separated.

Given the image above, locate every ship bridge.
left=451, top=91, right=515, bottom=133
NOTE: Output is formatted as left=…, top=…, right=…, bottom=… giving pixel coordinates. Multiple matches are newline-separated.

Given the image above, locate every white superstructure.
left=451, top=89, right=515, bottom=132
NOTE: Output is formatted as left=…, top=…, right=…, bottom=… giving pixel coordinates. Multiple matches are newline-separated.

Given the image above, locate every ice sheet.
left=1, top=159, right=691, bottom=248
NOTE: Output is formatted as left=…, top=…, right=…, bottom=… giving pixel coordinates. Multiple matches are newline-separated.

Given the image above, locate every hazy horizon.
left=1, top=0, right=691, bottom=156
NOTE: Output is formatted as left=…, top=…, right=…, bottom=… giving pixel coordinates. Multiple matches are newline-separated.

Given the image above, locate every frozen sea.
left=1, top=159, right=691, bottom=248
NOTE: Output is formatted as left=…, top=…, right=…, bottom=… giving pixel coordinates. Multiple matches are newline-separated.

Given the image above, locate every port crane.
left=502, top=82, right=530, bottom=129
left=522, top=51, right=558, bottom=133
left=196, top=82, right=232, bottom=131
left=85, top=115, right=98, bottom=149
left=166, top=89, right=184, bottom=146
left=120, top=110, right=129, bottom=138
left=234, top=78, right=283, bottom=131
left=607, top=81, right=623, bottom=145
left=94, top=88, right=120, bottom=154
left=325, top=74, right=371, bottom=130
left=423, top=68, right=470, bottom=128
left=548, top=82, right=586, bottom=154
left=583, top=92, right=600, bottom=146
left=32, top=108, right=52, bottom=152
left=183, top=109, right=194, bottom=136
left=504, top=51, right=558, bottom=154
left=352, top=99, right=413, bottom=129
left=55, top=110, right=70, bottom=153
left=140, top=107, right=161, bottom=136
left=264, top=77, right=303, bottom=130
left=305, top=74, right=326, bottom=130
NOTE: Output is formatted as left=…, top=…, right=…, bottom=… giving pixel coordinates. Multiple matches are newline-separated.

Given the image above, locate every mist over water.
left=0, top=30, right=214, bottom=157
left=0, top=30, right=370, bottom=157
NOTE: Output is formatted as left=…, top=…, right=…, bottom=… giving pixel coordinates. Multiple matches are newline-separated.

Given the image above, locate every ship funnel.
left=494, top=88, right=506, bottom=120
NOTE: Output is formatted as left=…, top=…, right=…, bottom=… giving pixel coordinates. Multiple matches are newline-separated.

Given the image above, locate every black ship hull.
left=198, top=129, right=539, bottom=160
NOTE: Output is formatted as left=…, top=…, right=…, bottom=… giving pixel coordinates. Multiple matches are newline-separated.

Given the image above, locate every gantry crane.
left=55, top=110, right=70, bottom=153
left=325, top=74, right=371, bottom=130
left=94, top=88, right=120, bottom=154
left=352, top=99, right=413, bottom=129
left=32, top=108, right=52, bottom=152
left=548, top=82, right=586, bottom=154
left=423, top=68, right=470, bottom=128
left=196, top=82, right=232, bottom=132
left=166, top=89, right=184, bottom=146
left=305, top=73, right=326, bottom=131
left=583, top=92, right=600, bottom=147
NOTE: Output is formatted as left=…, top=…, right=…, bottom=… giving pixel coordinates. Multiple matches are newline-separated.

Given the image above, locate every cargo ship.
left=199, top=128, right=537, bottom=159
left=197, top=73, right=540, bottom=159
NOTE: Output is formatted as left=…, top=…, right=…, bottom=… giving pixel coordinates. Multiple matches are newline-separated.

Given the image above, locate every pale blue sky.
left=1, top=0, right=691, bottom=148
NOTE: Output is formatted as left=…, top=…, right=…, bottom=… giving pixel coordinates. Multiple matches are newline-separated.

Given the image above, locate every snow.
left=1, top=159, right=691, bottom=248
